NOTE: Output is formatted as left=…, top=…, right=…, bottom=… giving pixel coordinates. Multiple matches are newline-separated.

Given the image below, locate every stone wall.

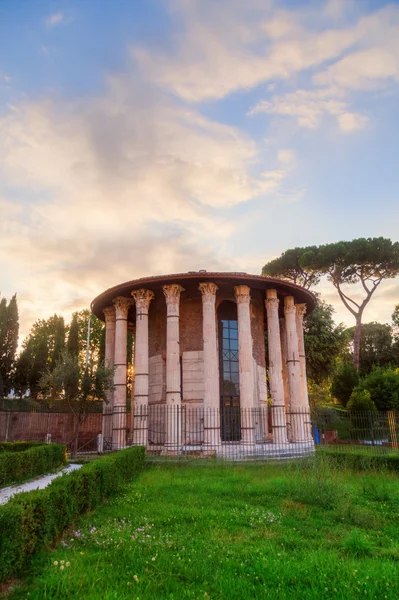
left=148, top=354, right=166, bottom=404
left=182, top=351, right=204, bottom=405
left=0, top=411, right=102, bottom=444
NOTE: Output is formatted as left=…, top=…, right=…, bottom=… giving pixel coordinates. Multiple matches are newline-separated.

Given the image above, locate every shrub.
left=0, top=444, right=66, bottom=487
left=0, top=446, right=145, bottom=582
left=347, top=388, right=377, bottom=412
left=0, top=442, right=45, bottom=453
left=331, top=363, right=359, bottom=406
left=357, top=366, right=399, bottom=411
left=321, top=449, right=399, bottom=472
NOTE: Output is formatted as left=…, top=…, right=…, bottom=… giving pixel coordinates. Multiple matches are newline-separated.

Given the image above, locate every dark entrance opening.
left=218, top=300, right=241, bottom=441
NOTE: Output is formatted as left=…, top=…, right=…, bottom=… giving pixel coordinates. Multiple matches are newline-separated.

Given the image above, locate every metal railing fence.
left=0, top=405, right=398, bottom=459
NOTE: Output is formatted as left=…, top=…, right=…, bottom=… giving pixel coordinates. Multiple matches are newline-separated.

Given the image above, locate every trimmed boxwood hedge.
left=321, top=449, right=399, bottom=472
left=0, top=444, right=66, bottom=487
left=0, top=446, right=145, bottom=582
left=0, top=442, right=46, bottom=453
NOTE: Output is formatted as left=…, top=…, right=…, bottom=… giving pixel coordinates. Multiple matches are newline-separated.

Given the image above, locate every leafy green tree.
left=39, top=350, right=113, bottom=456
left=346, top=322, right=397, bottom=375
left=263, top=238, right=399, bottom=370
left=67, top=313, right=79, bottom=358
left=331, top=363, right=359, bottom=407
left=0, top=294, right=19, bottom=396
left=392, top=305, right=399, bottom=337
left=357, top=367, right=399, bottom=411
left=15, top=314, right=65, bottom=399
left=262, top=246, right=320, bottom=289
left=72, top=309, right=105, bottom=364
left=301, top=238, right=399, bottom=370
left=13, top=341, right=33, bottom=398
left=304, top=298, right=347, bottom=384
left=347, top=388, right=377, bottom=412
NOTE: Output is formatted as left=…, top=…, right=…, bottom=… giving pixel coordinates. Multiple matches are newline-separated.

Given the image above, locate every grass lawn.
left=6, top=457, right=399, bottom=600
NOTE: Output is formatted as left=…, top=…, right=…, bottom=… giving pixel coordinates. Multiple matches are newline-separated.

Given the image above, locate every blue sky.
left=0, top=0, right=398, bottom=338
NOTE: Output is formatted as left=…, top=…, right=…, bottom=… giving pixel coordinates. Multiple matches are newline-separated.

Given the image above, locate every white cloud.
left=249, top=87, right=367, bottom=132
left=314, top=48, right=399, bottom=90
left=337, top=112, right=368, bottom=132
left=46, top=12, right=65, bottom=27
left=277, top=149, right=296, bottom=165
left=133, top=2, right=399, bottom=103
left=0, top=76, right=294, bottom=338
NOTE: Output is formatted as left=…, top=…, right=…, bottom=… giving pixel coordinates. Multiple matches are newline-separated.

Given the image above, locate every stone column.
left=265, top=290, right=288, bottom=445
left=131, top=289, right=154, bottom=447
left=284, top=296, right=306, bottom=442
left=102, top=306, right=116, bottom=443
left=112, top=297, right=132, bottom=449
left=280, top=317, right=291, bottom=440
left=199, top=282, right=220, bottom=446
left=296, top=304, right=309, bottom=406
left=234, top=285, right=255, bottom=444
left=129, top=324, right=136, bottom=415
left=163, top=284, right=184, bottom=450
left=296, top=303, right=312, bottom=441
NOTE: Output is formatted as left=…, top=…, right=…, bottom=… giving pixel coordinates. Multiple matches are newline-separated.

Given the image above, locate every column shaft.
left=199, top=282, right=220, bottom=446
left=279, top=317, right=291, bottom=440
left=163, top=284, right=184, bottom=450
left=265, top=290, right=288, bottom=444
left=296, top=304, right=309, bottom=407
left=235, top=285, right=255, bottom=444
left=112, top=297, right=132, bottom=449
left=284, top=296, right=306, bottom=442
left=296, top=303, right=312, bottom=441
left=131, top=289, right=154, bottom=447
left=102, top=307, right=115, bottom=442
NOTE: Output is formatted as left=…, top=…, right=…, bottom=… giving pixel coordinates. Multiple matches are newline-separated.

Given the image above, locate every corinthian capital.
left=284, top=296, right=296, bottom=315
left=199, top=282, right=218, bottom=303
left=103, top=306, right=116, bottom=322
left=234, top=285, right=251, bottom=304
left=163, top=284, right=184, bottom=305
left=295, top=303, right=307, bottom=323
left=265, top=289, right=279, bottom=312
left=131, top=289, right=154, bottom=314
left=113, top=296, right=133, bottom=318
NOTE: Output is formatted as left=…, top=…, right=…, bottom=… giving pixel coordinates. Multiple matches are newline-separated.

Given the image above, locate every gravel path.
left=0, top=463, right=82, bottom=505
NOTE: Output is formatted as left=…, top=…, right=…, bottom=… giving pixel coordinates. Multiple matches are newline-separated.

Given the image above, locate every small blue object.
left=313, top=426, right=320, bottom=444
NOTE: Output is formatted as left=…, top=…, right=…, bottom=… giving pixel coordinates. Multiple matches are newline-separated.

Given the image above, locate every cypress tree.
left=0, top=294, right=19, bottom=396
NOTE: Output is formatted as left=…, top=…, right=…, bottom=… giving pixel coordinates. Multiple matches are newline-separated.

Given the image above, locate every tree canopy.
left=263, top=237, right=399, bottom=370
left=303, top=298, right=347, bottom=384
left=262, top=246, right=320, bottom=289
left=346, top=321, right=398, bottom=375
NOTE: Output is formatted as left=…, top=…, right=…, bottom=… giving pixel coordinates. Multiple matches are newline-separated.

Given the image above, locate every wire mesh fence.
left=0, top=403, right=399, bottom=459
left=1, top=404, right=397, bottom=459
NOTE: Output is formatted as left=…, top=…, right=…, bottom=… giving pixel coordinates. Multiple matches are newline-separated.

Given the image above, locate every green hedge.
left=0, top=442, right=45, bottom=453
left=0, top=444, right=67, bottom=487
left=0, top=446, right=145, bottom=582
left=321, top=449, right=399, bottom=472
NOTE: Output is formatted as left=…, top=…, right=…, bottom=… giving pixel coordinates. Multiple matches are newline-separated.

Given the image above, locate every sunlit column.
left=199, top=282, right=220, bottom=446
left=131, top=289, right=154, bottom=447
left=279, top=317, right=291, bottom=440
left=284, top=296, right=306, bottom=442
left=296, top=303, right=312, bottom=441
left=163, top=284, right=184, bottom=450
left=234, top=285, right=255, bottom=444
left=112, top=296, right=132, bottom=449
left=265, top=290, right=288, bottom=445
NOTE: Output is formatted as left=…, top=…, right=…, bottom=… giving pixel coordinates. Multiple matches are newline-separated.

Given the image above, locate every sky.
left=0, top=0, right=398, bottom=341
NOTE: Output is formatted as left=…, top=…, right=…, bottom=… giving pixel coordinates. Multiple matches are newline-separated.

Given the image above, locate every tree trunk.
left=353, top=318, right=362, bottom=371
